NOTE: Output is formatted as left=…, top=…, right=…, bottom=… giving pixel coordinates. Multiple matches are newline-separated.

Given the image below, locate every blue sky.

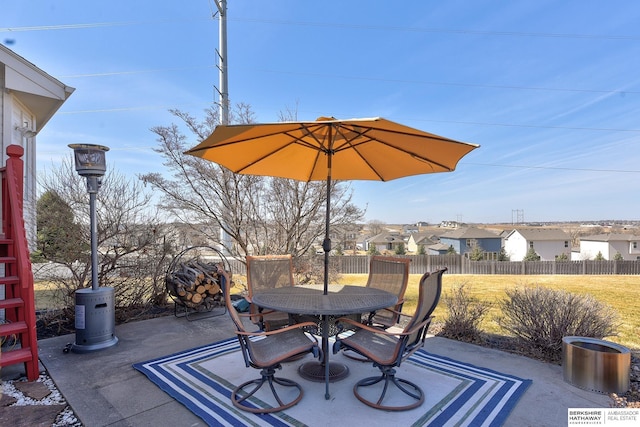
left=3, top=1, right=640, bottom=225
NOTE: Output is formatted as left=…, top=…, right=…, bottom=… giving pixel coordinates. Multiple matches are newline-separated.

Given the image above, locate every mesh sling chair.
left=219, top=266, right=321, bottom=414
left=343, top=256, right=411, bottom=362
left=333, top=268, right=446, bottom=411
left=364, top=256, right=411, bottom=328
left=246, top=255, right=295, bottom=331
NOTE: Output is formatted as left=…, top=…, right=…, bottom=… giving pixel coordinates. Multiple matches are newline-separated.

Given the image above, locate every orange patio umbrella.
left=186, top=116, right=479, bottom=293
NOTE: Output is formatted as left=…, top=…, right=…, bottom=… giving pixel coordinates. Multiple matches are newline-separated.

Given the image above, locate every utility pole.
left=512, top=209, right=524, bottom=225
left=214, top=0, right=229, bottom=125
left=213, top=1, right=230, bottom=255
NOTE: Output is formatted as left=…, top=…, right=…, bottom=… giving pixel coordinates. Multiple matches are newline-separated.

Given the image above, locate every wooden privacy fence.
left=338, top=255, right=640, bottom=275
left=227, top=254, right=640, bottom=276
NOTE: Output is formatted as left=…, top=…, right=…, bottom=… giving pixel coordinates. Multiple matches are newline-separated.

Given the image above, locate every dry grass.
left=34, top=282, right=62, bottom=311
left=36, top=274, right=639, bottom=350
left=336, top=274, right=640, bottom=350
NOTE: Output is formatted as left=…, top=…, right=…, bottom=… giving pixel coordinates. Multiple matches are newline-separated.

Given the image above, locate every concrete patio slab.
left=26, top=313, right=610, bottom=426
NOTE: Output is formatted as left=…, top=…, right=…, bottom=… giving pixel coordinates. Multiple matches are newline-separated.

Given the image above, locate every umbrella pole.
left=322, top=153, right=333, bottom=399
left=322, top=159, right=332, bottom=296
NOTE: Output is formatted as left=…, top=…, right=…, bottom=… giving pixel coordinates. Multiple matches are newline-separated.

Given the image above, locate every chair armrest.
left=381, top=307, right=403, bottom=317
left=368, top=299, right=403, bottom=316
left=236, top=311, right=266, bottom=324
left=235, top=321, right=320, bottom=338
left=335, top=316, right=434, bottom=337
left=251, top=307, right=278, bottom=316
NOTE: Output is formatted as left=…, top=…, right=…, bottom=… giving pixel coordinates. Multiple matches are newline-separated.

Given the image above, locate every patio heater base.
left=71, top=287, right=119, bottom=353
left=298, top=361, right=349, bottom=383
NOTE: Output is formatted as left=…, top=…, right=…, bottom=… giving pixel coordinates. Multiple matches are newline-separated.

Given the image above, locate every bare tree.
left=141, top=105, right=364, bottom=259
left=36, top=157, right=171, bottom=312
left=367, top=219, right=386, bottom=236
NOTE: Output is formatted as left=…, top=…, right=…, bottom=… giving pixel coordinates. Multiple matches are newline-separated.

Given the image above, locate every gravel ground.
left=1, top=372, right=81, bottom=426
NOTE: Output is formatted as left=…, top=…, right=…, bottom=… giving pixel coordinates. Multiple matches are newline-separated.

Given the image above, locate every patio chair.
left=333, top=268, right=446, bottom=411
left=246, top=255, right=295, bottom=331
left=343, top=256, right=411, bottom=362
left=363, top=256, right=411, bottom=328
left=219, top=266, right=320, bottom=414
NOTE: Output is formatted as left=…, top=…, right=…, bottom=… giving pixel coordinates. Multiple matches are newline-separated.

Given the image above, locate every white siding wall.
left=608, top=241, right=628, bottom=260
left=10, top=98, right=37, bottom=250
left=580, top=239, right=640, bottom=260
left=580, top=241, right=609, bottom=260
left=407, top=237, right=418, bottom=253
left=504, top=232, right=527, bottom=261
left=532, top=240, right=569, bottom=261
left=505, top=232, right=570, bottom=261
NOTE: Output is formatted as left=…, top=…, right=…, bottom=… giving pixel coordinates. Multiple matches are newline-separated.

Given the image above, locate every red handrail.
left=1, top=144, right=39, bottom=380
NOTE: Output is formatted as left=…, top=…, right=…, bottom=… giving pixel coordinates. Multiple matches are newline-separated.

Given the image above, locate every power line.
left=413, top=118, right=640, bottom=133
left=253, top=68, right=640, bottom=95
left=57, top=64, right=640, bottom=97
left=0, top=19, right=210, bottom=32
left=230, top=18, right=640, bottom=41
left=3, top=17, right=640, bottom=41
left=57, top=65, right=216, bottom=78
left=464, top=162, right=640, bottom=174
left=55, top=103, right=640, bottom=134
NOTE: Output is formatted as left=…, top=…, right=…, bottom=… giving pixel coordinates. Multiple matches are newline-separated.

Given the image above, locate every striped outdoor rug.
left=133, top=337, right=531, bottom=426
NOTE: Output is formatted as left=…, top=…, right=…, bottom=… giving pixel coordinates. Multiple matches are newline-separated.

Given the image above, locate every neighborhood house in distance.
left=164, top=220, right=640, bottom=262
left=354, top=221, right=640, bottom=262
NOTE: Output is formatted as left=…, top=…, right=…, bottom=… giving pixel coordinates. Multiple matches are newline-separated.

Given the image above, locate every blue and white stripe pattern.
left=134, top=338, right=531, bottom=427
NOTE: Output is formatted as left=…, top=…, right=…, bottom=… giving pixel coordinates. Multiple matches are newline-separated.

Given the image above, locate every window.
left=529, top=241, right=534, bottom=249
left=633, top=242, right=638, bottom=249
left=564, top=241, right=569, bottom=248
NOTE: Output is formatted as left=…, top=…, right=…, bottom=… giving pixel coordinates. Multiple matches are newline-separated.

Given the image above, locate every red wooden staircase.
left=0, top=145, right=39, bottom=381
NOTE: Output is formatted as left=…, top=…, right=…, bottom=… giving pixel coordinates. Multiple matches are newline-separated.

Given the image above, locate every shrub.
left=469, top=246, right=484, bottom=261
left=438, top=283, right=491, bottom=343
left=523, top=248, right=540, bottom=261
left=497, top=286, right=619, bottom=362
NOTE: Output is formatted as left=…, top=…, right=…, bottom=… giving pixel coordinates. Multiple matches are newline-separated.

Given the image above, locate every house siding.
left=531, top=240, right=569, bottom=261
left=1, top=44, right=74, bottom=251
left=439, top=236, right=501, bottom=255
left=580, top=238, right=640, bottom=260
left=504, top=232, right=528, bottom=260
left=504, top=229, right=570, bottom=261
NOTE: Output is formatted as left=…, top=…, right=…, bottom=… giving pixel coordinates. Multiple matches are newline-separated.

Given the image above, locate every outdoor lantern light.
left=67, top=144, right=118, bottom=353
left=70, top=143, right=108, bottom=179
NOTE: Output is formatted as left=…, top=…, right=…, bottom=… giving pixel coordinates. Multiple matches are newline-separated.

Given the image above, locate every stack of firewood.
left=166, top=259, right=225, bottom=310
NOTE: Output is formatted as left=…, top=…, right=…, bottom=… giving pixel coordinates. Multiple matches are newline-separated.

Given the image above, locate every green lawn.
left=336, top=274, right=640, bottom=350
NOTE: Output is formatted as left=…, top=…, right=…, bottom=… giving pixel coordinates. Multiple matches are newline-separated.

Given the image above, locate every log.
left=208, top=283, right=221, bottom=295
left=166, top=257, right=227, bottom=311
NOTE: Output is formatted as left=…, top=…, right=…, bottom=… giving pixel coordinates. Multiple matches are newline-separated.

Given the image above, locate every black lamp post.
left=68, top=144, right=118, bottom=353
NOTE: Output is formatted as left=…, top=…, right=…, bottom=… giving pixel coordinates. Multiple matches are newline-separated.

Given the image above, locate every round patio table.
left=251, top=284, right=397, bottom=399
